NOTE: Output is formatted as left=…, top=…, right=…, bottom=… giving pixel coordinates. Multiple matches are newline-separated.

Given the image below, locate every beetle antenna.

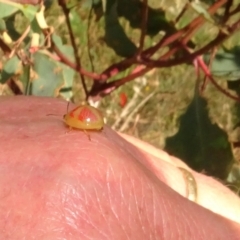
left=67, top=101, right=70, bottom=113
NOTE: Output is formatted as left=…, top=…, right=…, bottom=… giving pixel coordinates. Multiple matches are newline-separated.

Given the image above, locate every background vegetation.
left=1, top=0, right=240, bottom=194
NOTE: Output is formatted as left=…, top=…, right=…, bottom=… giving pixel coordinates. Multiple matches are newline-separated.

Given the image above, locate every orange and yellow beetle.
left=63, top=105, right=104, bottom=131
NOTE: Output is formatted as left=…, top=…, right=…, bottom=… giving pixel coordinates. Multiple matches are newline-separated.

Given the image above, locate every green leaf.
left=58, top=62, right=75, bottom=100
left=117, top=0, right=175, bottom=36
left=104, top=0, right=137, bottom=57
left=70, top=9, right=87, bottom=45
left=32, top=52, right=64, bottom=97
left=32, top=44, right=75, bottom=98
left=52, top=34, right=75, bottom=61
left=0, top=56, right=22, bottom=83
left=0, top=18, right=6, bottom=31
left=21, top=5, right=38, bottom=22
left=165, top=93, right=233, bottom=179
left=0, top=3, right=18, bottom=18
left=190, top=2, right=214, bottom=24
left=85, top=0, right=102, bottom=6
left=0, top=2, right=37, bottom=21
left=30, top=17, right=43, bottom=34
left=204, top=47, right=240, bottom=81
left=52, top=34, right=75, bottom=101
left=52, top=35, right=75, bottom=100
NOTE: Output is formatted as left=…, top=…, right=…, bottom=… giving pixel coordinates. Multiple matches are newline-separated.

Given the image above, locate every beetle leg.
left=84, top=130, right=91, bottom=141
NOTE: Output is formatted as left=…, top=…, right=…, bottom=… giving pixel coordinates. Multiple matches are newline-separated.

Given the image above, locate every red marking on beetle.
left=63, top=104, right=104, bottom=133
left=78, top=107, right=98, bottom=122
left=69, top=107, right=77, bottom=118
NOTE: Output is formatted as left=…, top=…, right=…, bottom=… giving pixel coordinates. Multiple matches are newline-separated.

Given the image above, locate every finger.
left=120, top=132, right=240, bottom=224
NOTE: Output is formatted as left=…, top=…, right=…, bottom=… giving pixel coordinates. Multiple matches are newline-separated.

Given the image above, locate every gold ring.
left=178, top=167, right=198, bottom=203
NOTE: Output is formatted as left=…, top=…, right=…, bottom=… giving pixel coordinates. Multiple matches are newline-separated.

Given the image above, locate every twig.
left=119, top=90, right=156, bottom=132
left=90, top=66, right=150, bottom=96
left=112, top=87, right=140, bottom=130
left=58, top=0, right=88, bottom=99
left=137, top=0, right=148, bottom=54
left=223, top=0, right=233, bottom=23
left=129, top=114, right=140, bottom=135
left=139, top=19, right=240, bottom=68
left=99, top=57, right=135, bottom=80
left=175, top=3, right=188, bottom=24
left=197, top=56, right=240, bottom=102
left=50, top=35, right=101, bottom=79
left=9, top=26, right=30, bottom=58
left=174, top=39, right=240, bottom=102
left=144, top=0, right=227, bottom=56
left=87, top=0, right=95, bottom=72
left=96, top=0, right=228, bottom=84
left=228, top=3, right=240, bottom=16
left=92, top=16, right=240, bottom=97
left=200, top=48, right=217, bottom=93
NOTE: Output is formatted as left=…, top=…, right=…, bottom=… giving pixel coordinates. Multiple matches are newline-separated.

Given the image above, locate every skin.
left=0, top=96, right=240, bottom=240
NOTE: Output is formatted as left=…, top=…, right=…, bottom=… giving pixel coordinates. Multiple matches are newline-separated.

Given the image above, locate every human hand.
left=0, top=96, right=240, bottom=239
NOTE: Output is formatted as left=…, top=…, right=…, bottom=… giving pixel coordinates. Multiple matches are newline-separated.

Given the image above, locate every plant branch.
left=197, top=56, right=240, bottom=102
left=87, top=0, right=95, bottom=72
left=58, top=0, right=88, bottom=99
left=175, top=3, right=188, bottom=24
left=139, top=19, right=240, bottom=68
left=200, top=47, right=217, bottom=92
left=229, top=3, right=240, bottom=16
left=50, top=35, right=101, bottom=80
left=223, top=0, right=233, bottom=23
left=96, top=0, right=228, bottom=83
left=137, top=0, right=148, bottom=54
left=90, top=18, right=240, bottom=97
left=146, top=0, right=227, bottom=55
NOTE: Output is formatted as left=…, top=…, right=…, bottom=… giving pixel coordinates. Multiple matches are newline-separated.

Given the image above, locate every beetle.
left=48, top=104, right=104, bottom=139
left=64, top=105, right=104, bottom=130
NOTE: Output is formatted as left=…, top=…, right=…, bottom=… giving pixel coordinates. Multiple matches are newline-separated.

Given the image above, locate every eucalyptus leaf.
left=21, top=5, right=38, bottom=22
left=117, top=0, right=174, bottom=36
left=165, top=92, right=233, bottom=179
left=0, top=18, right=6, bottom=31
left=1, top=56, right=22, bottom=84
left=190, top=2, right=214, bottom=24
left=52, top=34, right=75, bottom=60
left=204, top=47, right=240, bottom=81
left=32, top=52, right=64, bottom=97
left=0, top=2, right=38, bottom=21
left=104, top=0, right=137, bottom=57
left=0, top=3, right=18, bottom=18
